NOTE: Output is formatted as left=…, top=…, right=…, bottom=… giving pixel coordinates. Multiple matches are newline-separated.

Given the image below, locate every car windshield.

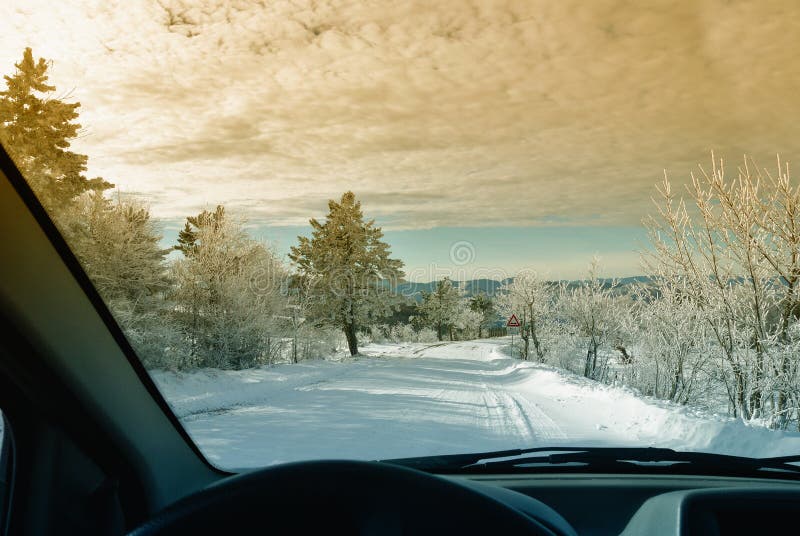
left=4, top=1, right=800, bottom=471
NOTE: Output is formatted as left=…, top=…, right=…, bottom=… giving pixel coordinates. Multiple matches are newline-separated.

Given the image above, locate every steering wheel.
left=128, top=460, right=572, bottom=535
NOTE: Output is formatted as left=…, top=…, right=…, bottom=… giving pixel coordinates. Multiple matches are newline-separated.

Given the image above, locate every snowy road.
left=153, top=339, right=800, bottom=469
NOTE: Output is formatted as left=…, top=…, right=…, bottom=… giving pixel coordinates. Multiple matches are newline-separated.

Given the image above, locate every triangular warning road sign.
left=506, top=314, right=521, bottom=328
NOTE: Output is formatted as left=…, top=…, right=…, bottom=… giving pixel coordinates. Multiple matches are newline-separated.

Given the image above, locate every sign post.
left=506, top=314, right=521, bottom=357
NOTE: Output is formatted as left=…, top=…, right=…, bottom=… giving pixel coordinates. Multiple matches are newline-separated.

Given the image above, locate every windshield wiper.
left=382, top=446, right=800, bottom=479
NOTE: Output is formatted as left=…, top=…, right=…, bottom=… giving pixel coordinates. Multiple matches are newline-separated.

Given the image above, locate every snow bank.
left=507, top=363, right=800, bottom=458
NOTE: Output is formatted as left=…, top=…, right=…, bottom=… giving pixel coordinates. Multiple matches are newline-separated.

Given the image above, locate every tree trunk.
left=668, top=367, right=680, bottom=402
left=436, top=322, right=443, bottom=341
left=531, top=331, right=543, bottom=362
left=777, top=359, right=790, bottom=429
left=343, top=322, right=358, bottom=356
left=584, top=349, right=593, bottom=378
left=584, top=340, right=599, bottom=378
left=731, top=363, right=749, bottom=420
left=749, top=346, right=764, bottom=419
left=653, top=359, right=660, bottom=398
left=527, top=304, right=544, bottom=361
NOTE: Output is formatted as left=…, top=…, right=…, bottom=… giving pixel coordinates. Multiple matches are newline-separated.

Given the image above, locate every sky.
left=3, top=0, right=800, bottom=279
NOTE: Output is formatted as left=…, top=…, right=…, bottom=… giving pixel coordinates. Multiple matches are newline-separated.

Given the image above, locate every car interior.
left=4, top=2, right=800, bottom=534
left=3, top=134, right=800, bottom=535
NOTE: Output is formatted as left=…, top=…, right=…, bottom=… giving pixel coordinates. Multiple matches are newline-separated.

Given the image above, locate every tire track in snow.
left=506, top=391, right=567, bottom=441
left=479, top=377, right=567, bottom=443
left=491, top=388, right=536, bottom=443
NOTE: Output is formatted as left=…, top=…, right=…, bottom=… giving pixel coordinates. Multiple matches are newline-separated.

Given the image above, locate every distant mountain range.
left=395, top=276, right=652, bottom=302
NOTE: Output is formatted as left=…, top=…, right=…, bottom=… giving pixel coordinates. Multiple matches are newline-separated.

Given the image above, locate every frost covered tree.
left=174, top=205, right=225, bottom=256
left=417, top=278, right=462, bottom=341
left=644, top=154, right=800, bottom=424
left=560, top=259, right=623, bottom=378
left=74, top=194, right=170, bottom=303
left=289, top=192, right=404, bottom=356
left=453, top=299, right=485, bottom=340
left=0, top=48, right=111, bottom=214
left=469, top=293, right=496, bottom=338
left=173, top=206, right=286, bottom=369
left=68, top=194, right=176, bottom=367
left=497, top=271, right=553, bottom=361
left=631, top=279, right=708, bottom=404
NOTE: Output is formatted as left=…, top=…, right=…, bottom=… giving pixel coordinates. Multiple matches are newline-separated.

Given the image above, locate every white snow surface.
left=151, top=338, right=800, bottom=469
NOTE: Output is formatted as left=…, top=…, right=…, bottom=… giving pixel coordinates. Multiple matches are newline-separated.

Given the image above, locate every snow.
left=151, top=338, right=800, bottom=470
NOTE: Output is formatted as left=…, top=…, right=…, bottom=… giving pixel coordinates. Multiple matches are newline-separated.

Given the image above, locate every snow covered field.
left=152, top=338, right=800, bottom=469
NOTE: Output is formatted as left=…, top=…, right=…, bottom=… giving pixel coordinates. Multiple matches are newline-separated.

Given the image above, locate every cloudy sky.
left=3, top=0, right=800, bottom=278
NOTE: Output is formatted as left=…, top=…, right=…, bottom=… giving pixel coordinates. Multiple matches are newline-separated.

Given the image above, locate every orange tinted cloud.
left=2, top=0, right=799, bottom=228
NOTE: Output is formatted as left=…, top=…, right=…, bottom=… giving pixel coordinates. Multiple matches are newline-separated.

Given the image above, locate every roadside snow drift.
left=151, top=339, right=800, bottom=469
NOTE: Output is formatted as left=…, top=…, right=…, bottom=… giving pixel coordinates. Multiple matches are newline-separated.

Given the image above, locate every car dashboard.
left=451, top=473, right=800, bottom=535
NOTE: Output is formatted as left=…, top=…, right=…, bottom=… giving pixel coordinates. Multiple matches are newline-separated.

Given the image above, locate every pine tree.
left=418, top=278, right=462, bottom=341
left=175, top=222, right=198, bottom=255
left=0, top=48, right=111, bottom=212
left=175, top=205, right=225, bottom=256
left=289, top=192, right=404, bottom=355
left=469, top=293, right=495, bottom=338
